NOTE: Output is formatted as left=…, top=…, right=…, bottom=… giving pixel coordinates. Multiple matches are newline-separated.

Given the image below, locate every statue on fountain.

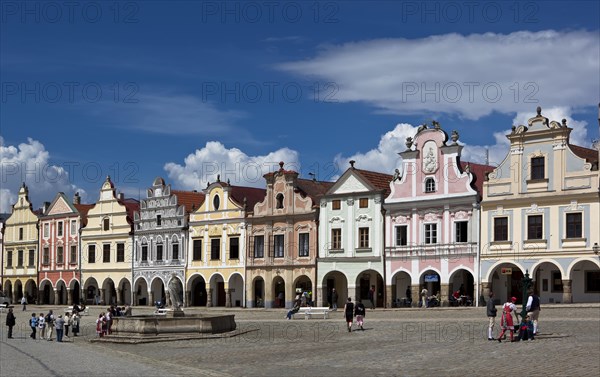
left=167, top=274, right=184, bottom=315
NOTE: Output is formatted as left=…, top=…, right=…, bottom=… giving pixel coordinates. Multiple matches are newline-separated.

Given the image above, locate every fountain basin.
left=112, top=314, right=236, bottom=335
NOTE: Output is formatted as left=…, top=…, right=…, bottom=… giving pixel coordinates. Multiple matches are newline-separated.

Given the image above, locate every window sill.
left=526, top=178, right=549, bottom=184
left=524, top=239, right=547, bottom=244
left=328, top=248, right=344, bottom=253
left=356, top=248, right=372, bottom=252
left=562, top=237, right=586, bottom=242
left=490, top=241, right=511, bottom=245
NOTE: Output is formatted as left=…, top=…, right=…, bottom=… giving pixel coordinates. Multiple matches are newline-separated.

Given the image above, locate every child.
left=497, top=297, right=519, bottom=343
left=354, top=300, right=366, bottom=331
left=517, top=315, right=535, bottom=341
left=96, top=313, right=105, bottom=337
left=344, top=297, right=355, bottom=332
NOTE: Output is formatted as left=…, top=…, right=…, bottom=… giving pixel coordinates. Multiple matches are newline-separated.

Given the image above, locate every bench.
left=292, top=307, right=330, bottom=320
left=65, top=306, right=89, bottom=316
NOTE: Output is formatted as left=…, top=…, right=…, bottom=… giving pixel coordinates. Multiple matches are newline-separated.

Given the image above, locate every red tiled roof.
left=230, top=186, right=267, bottom=212
left=172, top=190, right=205, bottom=214
left=118, top=198, right=140, bottom=227
left=569, top=144, right=599, bottom=164
left=74, top=204, right=95, bottom=227
left=355, top=169, right=394, bottom=196
left=296, top=178, right=335, bottom=206
left=460, top=161, right=495, bottom=195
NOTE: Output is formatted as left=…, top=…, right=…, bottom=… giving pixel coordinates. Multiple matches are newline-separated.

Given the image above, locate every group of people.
left=95, top=305, right=131, bottom=337
left=28, top=310, right=80, bottom=342
left=486, top=290, right=541, bottom=342
left=343, top=297, right=366, bottom=332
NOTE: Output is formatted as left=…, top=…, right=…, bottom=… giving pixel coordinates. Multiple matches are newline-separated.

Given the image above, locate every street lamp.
left=520, top=270, right=533, bottom=319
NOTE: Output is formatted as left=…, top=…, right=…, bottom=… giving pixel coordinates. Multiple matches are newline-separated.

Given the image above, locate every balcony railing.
left=386, top=242, right=477, bottom=259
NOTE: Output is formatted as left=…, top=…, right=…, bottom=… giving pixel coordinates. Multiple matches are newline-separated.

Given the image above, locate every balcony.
left=385, top=242, right=477, bottom=259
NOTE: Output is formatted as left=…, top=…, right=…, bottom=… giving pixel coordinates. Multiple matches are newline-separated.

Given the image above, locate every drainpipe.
left=475, top=202, right=481, bottom=307
left=78, top=225, right=83, bottom=305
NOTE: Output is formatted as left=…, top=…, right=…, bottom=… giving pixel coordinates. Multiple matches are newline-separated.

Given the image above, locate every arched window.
left=276, top=193, right=284, bottom=209
left=213, top=195, right=220, bottom=211
left=425, top=178, right=436, bottom=193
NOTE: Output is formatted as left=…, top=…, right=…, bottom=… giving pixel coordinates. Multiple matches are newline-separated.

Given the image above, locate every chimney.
left=73, top=192, right=81, bottom=205
left=118, top=192, right=124, bottom=201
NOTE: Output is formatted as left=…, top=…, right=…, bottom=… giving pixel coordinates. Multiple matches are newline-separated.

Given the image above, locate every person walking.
left=64, top=312, right=71, bottom=337
left=421, top=287, right=429, bottom=308
left=37, top=312, right=46, bottom=340
left=5, top=308, right=16, bottom=339
left=526, top=290, right=541, bottom=335
left=486, top=291, right=497, bottom=340
left=29, top=313, right=37, bottom=339
left=331, top=288, right=339, bottom=311
left=354, top=300, right=366, bottom=331
left=497, top=297, right=519, bottom=343
left=55, top=315, right=65, bottom=342
left=344, top=297, right=355, bottom=332
left=21, top=296, right=27, bottom=311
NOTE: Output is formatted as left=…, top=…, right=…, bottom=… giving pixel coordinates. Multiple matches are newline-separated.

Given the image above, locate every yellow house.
left=186, top=177, right=265, bottom=307
left=2, top=184, right=40, bottom=304
left=80, top=176, right=139, bottom=305
left=481, top=107, right=600, bottom=304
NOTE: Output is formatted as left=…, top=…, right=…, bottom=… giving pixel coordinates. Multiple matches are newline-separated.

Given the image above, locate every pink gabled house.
left=384, top=122, right=494, bottom=307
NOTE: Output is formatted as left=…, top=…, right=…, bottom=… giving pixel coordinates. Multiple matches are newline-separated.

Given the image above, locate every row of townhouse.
left=2, top=107, right=599, bottom=307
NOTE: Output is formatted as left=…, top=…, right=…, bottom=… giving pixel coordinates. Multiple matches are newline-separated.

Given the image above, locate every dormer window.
left=213, top=195, right=220, bottom=211
left=425, top=177, right=436, bottom=193
left=531, top=157, right=545, bottom=180
left=276, top=193, right=284, bottom=209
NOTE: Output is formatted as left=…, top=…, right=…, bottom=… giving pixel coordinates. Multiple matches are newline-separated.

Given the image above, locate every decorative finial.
left=562, top=119, right=567, bottom=127
left=432, top=120, right=440, bottom=129
left=405, top=137, right=413, bottom=150
left=536, top=106, right=542, bottom=116
left=308, top=172, right=316, bottom=181
left=279, top=161, right=284, bottom=170
left=451, top=130, right=459, bottom=144
left=106, top=175, right=111, bottom=181
left=216, top=174, right=220, bottom=182
left=349, top=160, right=355, bottom=168
left=206, top=181, right=210, bottom=188
left=227, top=178, right=230, bottom=185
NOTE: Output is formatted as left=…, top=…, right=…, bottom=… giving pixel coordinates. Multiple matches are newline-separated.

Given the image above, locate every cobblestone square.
left=1, top=305, right=599, bottom=377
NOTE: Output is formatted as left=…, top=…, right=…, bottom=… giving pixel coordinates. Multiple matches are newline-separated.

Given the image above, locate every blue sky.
left=1, top=0, right=599, bottom=211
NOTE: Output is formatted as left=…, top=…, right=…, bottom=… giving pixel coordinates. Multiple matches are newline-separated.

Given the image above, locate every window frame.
left=192, top=240, right=202, bottom=261
left=70, top=245, right=77, bottom=264
left=28, top=249, right=35, bottom=267
left=493, top=217, right=509, bottom=242
left=273, top=234, right=284, bottom=258
left=17, top=249, right=23, bottom=267
left=42, top=247, right=50, bottom=265
left=332, top=200, right=341, bottom=210
left=57, top=246, right=64, bottom=264
left=395, top=225, right=408, bottom=246
left=566, top=213, right=582, bottom=239
left=425, top=177, right=436, bottom=193
left=359, top=198, right=369, bottom=208
left=358, top=227, right=370, bottom=248
left=210, top=238, right=220, bottom=260
left=331, top=228, right=342, bottom=249
left=424, top=223, right=437, bottom=244
left=116, top=243, right=125, bottom=263
left=455, top=221, right=468, bottom=243
left=172, top=242, right=179, bottom=260
left=103, top=218, right=110, bottom=231
left=527, top=215, right=543, bottom=240
left=229, top=237, right=239, bottom=259
left=298, top=233, right=310, bottom=257
left=102, top=244, right=111, bottom=263
left=88, top=245, right=96, bottom=264
left=531, top=156, right=545, bottom=180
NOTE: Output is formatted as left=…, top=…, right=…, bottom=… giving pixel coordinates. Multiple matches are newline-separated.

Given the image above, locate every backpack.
left=45, top=313, right=53, bottom=325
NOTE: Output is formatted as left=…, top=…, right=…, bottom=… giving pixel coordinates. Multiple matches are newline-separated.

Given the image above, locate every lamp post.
left=520, top=270, right=533, bottom=319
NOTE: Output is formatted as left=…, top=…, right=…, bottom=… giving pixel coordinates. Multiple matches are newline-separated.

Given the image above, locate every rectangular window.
left=358, top=227, right=369, bottom=248
left=527, top=215, right=543, bottom=240
left=117, top=243, right=125, bottom=262
left=172, top=243, right=179, bottom=260
left=17, top=250, right=23, bottom=267
left=43, top=224, right=49, bottom=238
left=273, top=235, right=284, bottom=258
left=229, top=237, right=239, bottom=259
left=494, top=217, right=508, bottom=242
left=19, top=227, right=23, bottom=240
left=359, top=198, right=368, bottom=208
left=156, top=244, right=163, bottom=260
left=331, top=228, right=342, bottom=249
left=566, top=213, right=582, bottom=238
left=57, top=222, right=63, bottom=237
left=455, top=221, right=468, bottom=243
left=395, top=226, right=407, bottom=246
left=211, top=238, right=220, bottom=260
left=192, top=240, right=202, bottom=261
left=551, top=271, right=563, bottom=292
left=141, top=245, right=148, bottom=262
left=103, top=244, right=110, bottom=263
left=7, top=250, right=13, bottom=267
left=28, top=249, right=35, bottom=267
left=71, top=220, right=77, bottom=235
left=332, top=200, right=341, bottom=210
left=57, top=246, right=64, bottom=264
left=42, top=248, right=49, bottom=265
left=299, top=233, right=309, bottom=257
left=70, top=245, right=77, bottom=264
left=157, top=215, right=162, bottom=226
left=531, top=157, right=545, bottom=180
left=254, top=236, right=264, bottom=258
left=103, top=218, right=110, bottom=231
left=425, top=224, right=437, bottom=244
left=585, top=271, right=600, bottom=293
left=88, top=245, right=96, bottom=264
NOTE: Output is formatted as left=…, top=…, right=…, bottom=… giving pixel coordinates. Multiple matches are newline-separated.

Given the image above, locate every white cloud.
left=278, top=30, right=599, bottom=120
left=164, top=141, right=300, bottom=190
left=0, top=137, right=86, bottom=213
